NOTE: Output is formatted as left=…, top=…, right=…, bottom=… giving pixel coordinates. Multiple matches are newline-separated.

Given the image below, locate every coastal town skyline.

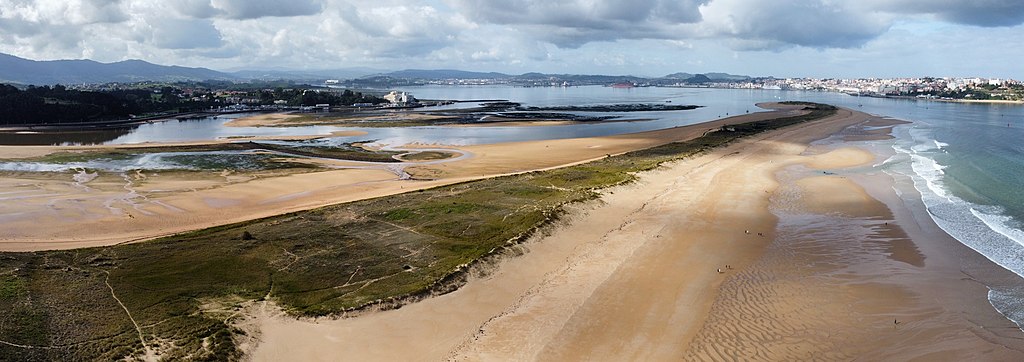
left=2, top=1, right=1024, bottom=79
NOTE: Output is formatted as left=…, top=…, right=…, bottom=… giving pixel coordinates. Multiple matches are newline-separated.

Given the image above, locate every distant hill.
left=664, top=72, right=695, bottom=79
left=232, top=67, right=383, bottom=81
left=383, top=69, right=512, bottom=79
left=703, top=72, right=751, bottom=81
left=0, top=53, right=234, bottom=85
left=685, top=74, right=713, bottom=83
left=663, top=72, right=750, bottom=82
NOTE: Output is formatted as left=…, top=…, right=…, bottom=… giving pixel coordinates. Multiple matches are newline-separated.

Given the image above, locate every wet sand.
left=685, top=129, right=1024, bottom=360
left=0, top=104, right=805, bottom=251
left=0, top=132, right=367, bottom=159
left=405, top=103, right=808, bottom=180
left=223, top=113, right=303, bottom=127
left=224, top=112, right=450, bottom=128
left=250, top=107, right=1024, bottom=360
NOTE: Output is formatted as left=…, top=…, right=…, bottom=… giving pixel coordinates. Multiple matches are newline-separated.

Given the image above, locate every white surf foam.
left=972, top=208, right=1024, bottom=248
left=895, top=127, right=1024, bottom=276
left=891, top=124, right=1024, bottom=330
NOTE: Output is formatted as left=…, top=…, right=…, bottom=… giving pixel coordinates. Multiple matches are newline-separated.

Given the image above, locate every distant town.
left=695, top=76, right=1024, bottom=102
left=337, top=72, right=1024, bottom=102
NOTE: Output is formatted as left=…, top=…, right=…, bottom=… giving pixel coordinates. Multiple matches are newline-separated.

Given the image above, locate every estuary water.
left=0, top=87, right=780, bottom=146
left=2, top=85, right=1024, bottom=326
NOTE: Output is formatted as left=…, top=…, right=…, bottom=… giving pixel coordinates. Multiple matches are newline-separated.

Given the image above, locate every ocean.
left=877, top=100, right=1024, bottom=328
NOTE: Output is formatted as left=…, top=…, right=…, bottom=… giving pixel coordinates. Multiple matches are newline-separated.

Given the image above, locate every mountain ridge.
left=0, top=53, right=235, bottom=85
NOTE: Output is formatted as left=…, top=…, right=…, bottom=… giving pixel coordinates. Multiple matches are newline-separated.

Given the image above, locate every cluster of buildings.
left=706, top=77, right=1022, bottom=100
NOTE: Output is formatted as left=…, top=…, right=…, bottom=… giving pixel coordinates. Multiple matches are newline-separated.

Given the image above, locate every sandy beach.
left=250, top=107, right=1024, bottom=360
left=0, top=104, right=805, bottom=252
left=4, top=104, right=1020, bottom=359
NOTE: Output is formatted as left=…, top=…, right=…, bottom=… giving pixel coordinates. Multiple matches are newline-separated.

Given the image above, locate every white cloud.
left=1, top=0, right=1023, bottom=77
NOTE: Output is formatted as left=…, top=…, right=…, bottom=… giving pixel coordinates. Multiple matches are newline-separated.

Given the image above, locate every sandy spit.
left=249, top=107, right=884, bottom=360
left=253, top=106, right=1024, bottom=360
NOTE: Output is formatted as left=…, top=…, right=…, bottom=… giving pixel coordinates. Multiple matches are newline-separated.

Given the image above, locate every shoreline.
left=685, top=120, right=1024, bottom=359
left=227, top=110, right=653, bottom=129
left=0, top=104, right=806, bottom=252
left=883, top=95, right=1024, bottom=105
left=0, top=110, right=273, bottom=132
left=0, top=130, right=369, bottom=160
left=251, top=107, right=1024, bottom=360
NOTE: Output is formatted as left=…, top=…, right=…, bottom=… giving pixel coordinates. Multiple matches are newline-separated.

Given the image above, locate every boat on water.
left=610, top=82, right=636, bottom=88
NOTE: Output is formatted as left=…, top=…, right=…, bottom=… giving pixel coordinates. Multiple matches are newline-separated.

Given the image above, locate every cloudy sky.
left=2, top=0, right=1023, bottom=78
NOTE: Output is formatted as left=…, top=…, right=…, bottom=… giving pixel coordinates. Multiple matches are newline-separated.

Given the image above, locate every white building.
left=383, top=91, right=417, bottom=105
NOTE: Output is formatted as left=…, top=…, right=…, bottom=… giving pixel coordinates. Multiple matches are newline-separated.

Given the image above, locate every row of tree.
left=0, top=84, right=216, bottom=125
left=286, top=89, right=384, bottom=106
left=3, top=84, right=123, bottom=125
left=0, top=83, right=386, bottom=125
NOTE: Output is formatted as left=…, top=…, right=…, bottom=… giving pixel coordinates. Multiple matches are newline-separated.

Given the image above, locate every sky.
left=1, top=0, right=1024, bottom=78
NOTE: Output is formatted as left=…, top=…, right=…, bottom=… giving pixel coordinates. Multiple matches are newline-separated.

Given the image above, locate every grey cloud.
left=0, top=14, right=85, bottom=53
left=453, top=0, right=707, bottom=26
left=700, top=0, right=892, bottom=49
left=447, top=0, right=1024, bottom=51
left=168, top=0, right=324, bottom=19
left=75, top=0, right=129, bottom=24
left=328, top=5, right=472, bottom=58
left=209, top=0, right=324, bottom=19
left=0, top=17, right=42, bottom=37
left=449, top=0, right=708, bottom=47
left=149, top=18, right=223, bottom=49
left=173, top=0, right=223, bottom=18
left=188, top=45, right=244, bottom=59
left=872, top=0, right=1024, bottom=27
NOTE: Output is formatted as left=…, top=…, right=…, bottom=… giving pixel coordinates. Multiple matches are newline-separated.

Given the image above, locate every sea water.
left=886, top=106, right=1024, bottom=329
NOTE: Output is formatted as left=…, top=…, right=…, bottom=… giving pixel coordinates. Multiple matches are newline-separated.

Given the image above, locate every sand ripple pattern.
left=685, top=209, right=928, bottom=361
